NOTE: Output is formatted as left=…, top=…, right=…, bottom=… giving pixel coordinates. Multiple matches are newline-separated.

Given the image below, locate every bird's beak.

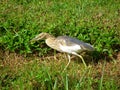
left=30, top=35, right=42, bottom=44
left=30, top=38, right=38, bottom=44
left=30, top=33, right=45, bottom=44
left=30, top=39, right=35, bottom=44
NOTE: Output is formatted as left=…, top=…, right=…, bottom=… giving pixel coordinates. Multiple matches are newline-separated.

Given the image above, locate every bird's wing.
left=56, top=36, right=83, bottom=46
left=56, top=36, right=94, bottom=51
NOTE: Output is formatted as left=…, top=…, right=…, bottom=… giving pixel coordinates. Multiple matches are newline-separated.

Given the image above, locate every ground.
left=0, top=49, right=120, bottom=89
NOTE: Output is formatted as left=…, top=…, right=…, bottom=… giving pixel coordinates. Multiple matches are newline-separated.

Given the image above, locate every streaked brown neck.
left=44, top=33, right=55, bottom=39
left=45, top=37, right=62, bottom=51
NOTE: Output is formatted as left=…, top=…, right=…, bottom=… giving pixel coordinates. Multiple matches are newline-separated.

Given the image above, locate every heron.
left=30, top=32, right=94, bottom=71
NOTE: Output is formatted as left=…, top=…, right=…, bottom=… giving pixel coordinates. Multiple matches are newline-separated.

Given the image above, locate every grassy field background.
left=0, top=0, right=120, bottom=90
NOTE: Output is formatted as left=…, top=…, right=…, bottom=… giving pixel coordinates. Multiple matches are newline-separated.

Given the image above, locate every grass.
left=0, top=52, right=120, bottom=90
left=0, top=0, right=120, bottom=89
left=0, top=0, right=120, bottom=55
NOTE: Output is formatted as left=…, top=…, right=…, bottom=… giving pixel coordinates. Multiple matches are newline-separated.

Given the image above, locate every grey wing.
left=56, top=36, right=94, bottom=51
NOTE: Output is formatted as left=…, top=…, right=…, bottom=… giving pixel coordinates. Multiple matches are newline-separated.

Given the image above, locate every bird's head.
left=30, top=32, right=54, bottom=43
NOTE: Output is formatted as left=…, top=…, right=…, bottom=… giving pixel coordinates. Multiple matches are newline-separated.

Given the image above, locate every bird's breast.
left=59, top=44, right=81, bottom=54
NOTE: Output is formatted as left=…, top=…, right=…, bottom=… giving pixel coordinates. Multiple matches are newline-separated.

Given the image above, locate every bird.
left=30, top=32, right=94, bottom=71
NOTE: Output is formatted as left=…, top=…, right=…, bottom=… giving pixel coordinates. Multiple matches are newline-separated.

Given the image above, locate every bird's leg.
left=72, top=52, right=87, bottom=68
left=63, top=54, right=71, bottom=72
left=53, top=50, right=57, bottom=60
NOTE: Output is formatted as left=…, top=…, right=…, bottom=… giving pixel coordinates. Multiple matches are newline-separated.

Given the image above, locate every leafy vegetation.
left=0, top=0, right=120, bottom=56
left=0, top=0, right=120, bottom=89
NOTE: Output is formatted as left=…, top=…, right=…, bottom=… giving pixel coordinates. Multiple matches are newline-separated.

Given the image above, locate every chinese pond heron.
left=30, top=32, right=94, bottom=71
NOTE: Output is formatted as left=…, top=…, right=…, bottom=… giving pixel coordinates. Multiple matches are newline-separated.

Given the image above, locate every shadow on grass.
left=72, top=50, right=119, bottom=66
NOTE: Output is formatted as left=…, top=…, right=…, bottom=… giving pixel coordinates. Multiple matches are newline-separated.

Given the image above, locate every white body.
left=59, top=44, right=81, bottom=54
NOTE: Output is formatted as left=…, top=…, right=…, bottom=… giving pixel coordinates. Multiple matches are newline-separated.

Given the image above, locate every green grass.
left=0, top=0, right=120, bottom=89
left=0, top=56, right=120, bottom=90
left=0, top=0, right=120, bottom=55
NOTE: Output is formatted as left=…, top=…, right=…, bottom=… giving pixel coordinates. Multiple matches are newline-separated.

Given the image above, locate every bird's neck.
left=45, top=37, right=60, bottom=51
left=45, top=37, right=55, bottom=46
left=45, top=34, right=55, bottom=39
